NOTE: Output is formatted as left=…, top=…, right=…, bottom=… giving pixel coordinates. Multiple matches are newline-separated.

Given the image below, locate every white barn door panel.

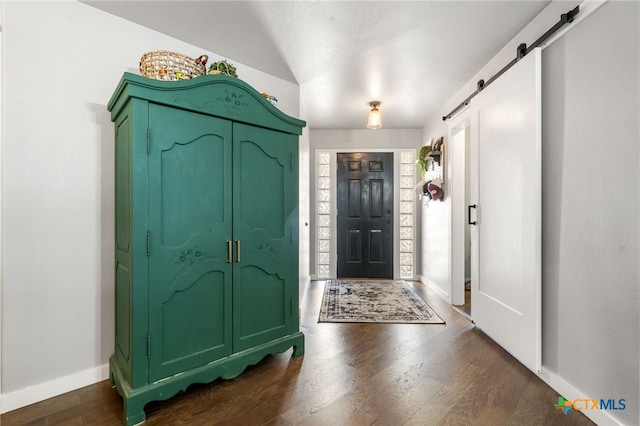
left=470, top=48, right=542, bottom=374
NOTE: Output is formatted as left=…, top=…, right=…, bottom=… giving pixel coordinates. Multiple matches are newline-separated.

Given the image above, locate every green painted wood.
left=131, top=98, right=152, bottom=391
left=113, top=98, right=152, bottom=391
left=107, top=72, right=305, bottom=426
left=114, top=109, right=132, bottom=383
left=109, top=331, right=304, bottom=426
left=147, top=104, right=233, bottom=382
left=232, top=123, right=300, bottom=352
left=108, top=72, right=306, bottom=135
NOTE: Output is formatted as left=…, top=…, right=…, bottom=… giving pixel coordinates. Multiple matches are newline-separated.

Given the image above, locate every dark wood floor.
left=2, top=280, right=594, bottom=426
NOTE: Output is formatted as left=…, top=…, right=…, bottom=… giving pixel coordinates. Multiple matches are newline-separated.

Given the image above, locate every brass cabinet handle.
left=235, top=240, right=241, bottom=263
left=226, top=240, right=232, bottom=263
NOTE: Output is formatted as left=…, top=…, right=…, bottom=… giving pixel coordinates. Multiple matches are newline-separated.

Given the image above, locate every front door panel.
left=148, top=104, right=233, bottom=382
left=232, top=123, right=298, bottom=352
left=337, top=152, right=394, bottom=278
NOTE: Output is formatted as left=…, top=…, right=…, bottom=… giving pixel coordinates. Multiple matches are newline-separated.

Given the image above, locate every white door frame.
left=448, top=112, right=471, bottom=306
left=313, top=149, right=417, bottom=281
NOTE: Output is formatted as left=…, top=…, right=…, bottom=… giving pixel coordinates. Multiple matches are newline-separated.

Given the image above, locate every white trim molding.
left=0, top=364, right=109, bottom=414
left=540, top=367, right=625, bottom=426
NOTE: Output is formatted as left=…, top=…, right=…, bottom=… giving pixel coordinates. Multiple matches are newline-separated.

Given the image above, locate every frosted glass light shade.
left=367, top=103, right=382, bottom=129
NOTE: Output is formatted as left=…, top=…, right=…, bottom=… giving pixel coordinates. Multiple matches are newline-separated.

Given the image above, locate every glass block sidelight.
left=318, top=214, right=330, bottom=227
left=400, top=164, right=413, bottom=177
left=401, top=189, right=413, bottom=201
left=318, top=189, right=330, bottom=202
left=318, top=176, right=330, bottom=189
left=401, top=239, right=413, bottom=253
left=318, top=152, right=330, bottom=165
left=401, top=265, right=413, bottom=278
left=317, top=264, right=330, bottom=278
left=318, top=240, right=330, bottom=252
left=401, top=176, right=413, bottom=189
left=400, top=226, right=413, bottom=239
left=401, top=201, right=413, bottom=214
left=318, top=201, right=330, bottom=214
left=316, top=151, right=331, bottom=279
left=318, top=226, right=330, bottom=240
left=318, top=252, right=330, bottom=265
left=318, top=164, right=330, bottom=177
left=400, top=151, right=412, bottom=164
left=399, top=150, right=415, bottom=279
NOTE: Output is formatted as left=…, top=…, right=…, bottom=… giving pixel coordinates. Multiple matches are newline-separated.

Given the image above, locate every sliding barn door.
left=470, top=48, right=542, bottom=374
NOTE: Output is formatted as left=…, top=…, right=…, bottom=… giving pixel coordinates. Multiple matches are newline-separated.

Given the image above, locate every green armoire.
left=107, top=73, right=305, bottom=425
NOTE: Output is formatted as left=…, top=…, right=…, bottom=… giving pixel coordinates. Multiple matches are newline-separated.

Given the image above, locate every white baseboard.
left=0, top=364, right=109, bottom=414
left=539, top=367, right=624, bottom=426
left=418, top=275, right=450, bottom=303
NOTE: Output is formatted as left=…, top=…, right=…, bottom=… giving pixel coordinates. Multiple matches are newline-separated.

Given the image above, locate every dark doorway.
left=337, top=152, right=393, bottom=278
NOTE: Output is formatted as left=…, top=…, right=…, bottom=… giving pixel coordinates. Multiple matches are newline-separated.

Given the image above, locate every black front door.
left=337, top=152, right=393, bottom=278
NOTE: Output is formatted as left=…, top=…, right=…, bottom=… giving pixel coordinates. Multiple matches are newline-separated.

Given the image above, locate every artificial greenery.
left=417, top=145, right=433, bottom=175
left=208, top=59, right=238, bottom=77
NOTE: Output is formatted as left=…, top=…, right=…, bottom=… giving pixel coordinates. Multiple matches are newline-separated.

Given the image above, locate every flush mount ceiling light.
left=367, top=101, right=382, bottom=129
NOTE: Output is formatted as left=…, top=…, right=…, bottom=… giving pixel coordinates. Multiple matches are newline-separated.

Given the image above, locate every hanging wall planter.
left=417, top=136, right=444, bottom=175
left=417, top=136, right=445, bottom=201
left=430, top=136, right=444, bottom=166
left=417, top=145, right=433, bottom=176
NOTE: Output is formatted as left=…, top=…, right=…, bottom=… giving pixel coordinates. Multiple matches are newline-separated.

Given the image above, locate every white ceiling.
left=85, top=1, right=550, bottom=129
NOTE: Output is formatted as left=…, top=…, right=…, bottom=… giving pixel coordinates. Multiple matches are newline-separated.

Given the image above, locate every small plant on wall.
left=417, top=145, right=433, bottom=176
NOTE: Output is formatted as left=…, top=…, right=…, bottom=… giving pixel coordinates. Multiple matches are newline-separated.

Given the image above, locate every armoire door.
left=232, top=122, right=299, bottom=352
left=147, top=104, right=233, bottom=382
left=337, top=152, right=394, bottom=278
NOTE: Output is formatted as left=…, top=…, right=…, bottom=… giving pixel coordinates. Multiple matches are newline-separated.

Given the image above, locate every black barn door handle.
left=468, top=204, right=477, bottom=225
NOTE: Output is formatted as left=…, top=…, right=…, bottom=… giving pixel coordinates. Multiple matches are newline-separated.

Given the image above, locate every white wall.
left=298, top=99, right=311, bottom=303
left=423, top=1, right=639, bottom=425
left=420, top=163, right=451, bottom=299
left=0, top=5, right=4, bottom=409
left=310, top=129, right=422, bottom=151
left=540, top=2, right=638, bottom=424
left=0, top=0, right=302, bottom=412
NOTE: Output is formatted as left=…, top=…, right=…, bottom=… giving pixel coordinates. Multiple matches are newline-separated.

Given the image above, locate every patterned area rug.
left=318, top=279, right=445, bottom=324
